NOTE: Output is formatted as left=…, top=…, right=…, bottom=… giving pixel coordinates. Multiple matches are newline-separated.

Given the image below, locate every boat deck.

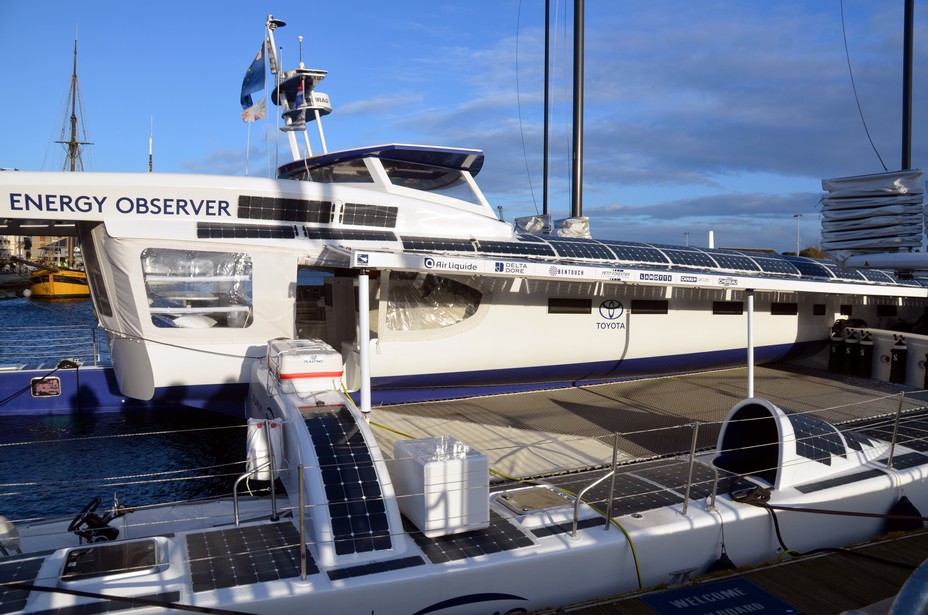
left=370, top=364, right=928, bottom=479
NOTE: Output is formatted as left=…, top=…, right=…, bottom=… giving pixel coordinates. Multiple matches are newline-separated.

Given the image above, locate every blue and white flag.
left=240, top=43, right=266, bottom=109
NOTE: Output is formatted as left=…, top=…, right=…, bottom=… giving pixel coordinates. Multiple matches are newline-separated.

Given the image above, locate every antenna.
left=149, top=116, right=153, bottom=172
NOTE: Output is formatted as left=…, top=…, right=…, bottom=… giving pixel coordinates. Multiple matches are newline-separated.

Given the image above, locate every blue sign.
left=642, top=577, right=797, bottom=614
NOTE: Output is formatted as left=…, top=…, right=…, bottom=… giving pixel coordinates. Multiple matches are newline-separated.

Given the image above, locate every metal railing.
left=0, top=325, right=108, bottom=367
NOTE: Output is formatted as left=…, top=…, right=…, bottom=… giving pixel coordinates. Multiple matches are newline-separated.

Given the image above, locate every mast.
left=570, top=0, right=584, bottom=218
left=901, top=0, right=914, bottom=170
left=55, top=37, right=91, bottom=172
left=542, top=0, right=550, bottom=216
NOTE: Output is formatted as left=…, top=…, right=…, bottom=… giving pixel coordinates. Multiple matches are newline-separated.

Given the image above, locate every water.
left=0, top=298, right=246, bottom=523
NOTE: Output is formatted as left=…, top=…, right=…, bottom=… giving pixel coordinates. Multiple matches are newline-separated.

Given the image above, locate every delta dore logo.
left=424, top=257, right=477, bottom=272
left=496, top=262, right=528, bottom=274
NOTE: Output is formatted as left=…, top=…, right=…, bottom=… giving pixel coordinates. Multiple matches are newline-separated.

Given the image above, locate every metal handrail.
left=571, top=469, right=616, bottom=538
left=232, top=418, right=280, bottom=526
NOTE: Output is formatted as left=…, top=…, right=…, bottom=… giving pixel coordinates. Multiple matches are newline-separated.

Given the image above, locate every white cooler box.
left=393, top=436, right=489, bottom=537
left=267, top=339, right=343, bottom=394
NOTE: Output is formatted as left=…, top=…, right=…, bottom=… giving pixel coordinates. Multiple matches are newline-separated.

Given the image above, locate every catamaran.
left=0, top=15, right=926, bottom=414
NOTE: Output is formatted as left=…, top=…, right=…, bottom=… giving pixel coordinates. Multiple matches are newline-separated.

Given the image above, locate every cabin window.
left=840, top=304, right=853, bottom=316
left=141, top=249, right=253, bottom=329
left=78, top=224, right=113, bottom=317
left=630, top=299, right=668, bottom=315
left=713, top=301, right=744, bottom=315
left=306, top=159, right=374, bottom=183
left=771, top=302, right=798, bottom=316
left=877, top=305, right=898, bottom=317
left=385, top=272, right=482, bottom=331
left=548, top=298, right=592, bottom=314
left=380, top=159, right=482, bottom=205
left=813, top=304, right=826, bottom=316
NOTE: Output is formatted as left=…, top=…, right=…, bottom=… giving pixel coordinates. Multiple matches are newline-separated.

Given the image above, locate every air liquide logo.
left=597, top=299, right=626, bottom=331
left=424, top=257, right=477, bottom=272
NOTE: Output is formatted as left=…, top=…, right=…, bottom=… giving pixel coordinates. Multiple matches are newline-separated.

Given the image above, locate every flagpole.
left=245, top=121, right=251, bottom=176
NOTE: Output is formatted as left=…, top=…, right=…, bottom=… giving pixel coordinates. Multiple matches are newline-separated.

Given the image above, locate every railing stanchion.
left=682, top=422, right=700, bottom=516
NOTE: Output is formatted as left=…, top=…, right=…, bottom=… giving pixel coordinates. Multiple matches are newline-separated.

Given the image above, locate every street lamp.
left=793, top=214, right=802, bottom=256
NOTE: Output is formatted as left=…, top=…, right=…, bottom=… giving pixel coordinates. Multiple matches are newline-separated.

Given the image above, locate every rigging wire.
left=840, top=0, right=888, bottom=172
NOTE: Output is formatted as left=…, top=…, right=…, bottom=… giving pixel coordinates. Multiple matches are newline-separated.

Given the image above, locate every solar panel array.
left=305, top=407, right=392, bottom=556
left=787, top=412, right=846, bottom=465
left=238, top=194, right=333, bottom=224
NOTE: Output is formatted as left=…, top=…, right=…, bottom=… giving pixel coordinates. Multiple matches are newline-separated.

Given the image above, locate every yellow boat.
left=27, top=267, right=90, bottom=299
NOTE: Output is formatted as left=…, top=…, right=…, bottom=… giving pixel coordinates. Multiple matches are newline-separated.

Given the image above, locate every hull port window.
left=386, top=272, right=482, bottom=331
left=141, top=249, right=253, bottom=328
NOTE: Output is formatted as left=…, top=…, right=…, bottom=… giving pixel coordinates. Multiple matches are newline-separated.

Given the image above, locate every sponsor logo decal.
left=424, top=257, right=478, bottom=272
left=719, top=277, right=739, bottom=287
left=639, top=273, right=672, bottom=282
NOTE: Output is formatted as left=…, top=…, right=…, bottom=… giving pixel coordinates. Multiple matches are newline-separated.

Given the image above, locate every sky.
left=0, top=1, right=925, bottom=254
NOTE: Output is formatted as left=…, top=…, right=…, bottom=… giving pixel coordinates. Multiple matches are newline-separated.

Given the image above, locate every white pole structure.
left=746, top=289, right=755, bottom=398
left=358, top=271, right=372, bottom=415
left=793, top=213, right=802, bottom=255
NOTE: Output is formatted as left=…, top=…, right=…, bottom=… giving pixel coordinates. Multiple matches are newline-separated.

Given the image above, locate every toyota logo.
left=599, top=300, right=624, bottom=319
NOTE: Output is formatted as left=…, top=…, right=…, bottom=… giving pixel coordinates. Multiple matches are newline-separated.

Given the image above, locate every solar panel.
left=787, top=412, right=845, bottom=465
left=406, top=511, right=533, bottom=564
left=842, top=429, right=874, bottom=452
left=704, top=251, right=761, bottom=272
left=779, top=255, right=834, bottom=279
left=0, top=551, right=50, bottom=612
left=821, top=263, right=867, bottom=282
left=186, top=523, right=310, bottom=592
left=751, top=256, right=801, bottom=275
left=857, top=269, right=897, bottom=283
left=660, top=248, right=717, bottom=268
left=305, top=407, right=392, bottom=556
left=476, top=240, right=557, bottom=257
left=341, top=203, right=398, bottom=228
left=402, top=237, right=476, bottom=253
left=198, top=223, right=298, bottom=240
left=597, top=240, right=670, bottom=264
left=305, top=228, right=397, bottom=242
left=238, top=194, right=333, bottom=224
left=547, top=239, right=616, bottom=261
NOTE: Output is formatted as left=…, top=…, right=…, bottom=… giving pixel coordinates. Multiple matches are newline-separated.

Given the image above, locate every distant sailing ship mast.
left=50, top=36, right=92, bottom=267
left=56, top=37, right=92, bottom=172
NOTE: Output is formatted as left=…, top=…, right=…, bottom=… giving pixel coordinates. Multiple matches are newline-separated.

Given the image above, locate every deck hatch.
left=186, top=523, right=311, bottom=592
left=305, top=407, right=392, bottom=555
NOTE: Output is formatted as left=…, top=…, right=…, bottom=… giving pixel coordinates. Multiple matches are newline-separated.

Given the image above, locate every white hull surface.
left=3, top=338, right=928, bottom=614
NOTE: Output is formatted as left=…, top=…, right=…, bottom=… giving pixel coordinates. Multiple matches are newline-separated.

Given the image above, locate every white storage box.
left=393, top=436, right=489, bottom=537
left=267, top=339, right=343, bottom=393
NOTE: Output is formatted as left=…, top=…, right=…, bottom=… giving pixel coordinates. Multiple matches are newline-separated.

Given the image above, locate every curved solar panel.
left=660, top=248, right=717, bottom=268
left=751, top=256, right=801, bottom=276
left=821, top=263, right=867, bottom=282
left=599, top=240, right=669, bottom=264
left=788, top=412, right=846, bottom=465
left=779, top=256, right=834, bottom=279
left=402, top=237, right=476, bottom=253
left=547, top=239, right=616, bottom=261
left=476, top=240, right=557, bottom=257
left=857, top=269, right=897, bottom=283
left=706, top=251, right=762, bottom=272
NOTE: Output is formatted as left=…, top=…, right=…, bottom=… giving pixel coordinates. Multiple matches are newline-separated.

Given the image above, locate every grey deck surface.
left=370, top=364, right=928, bottom=478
